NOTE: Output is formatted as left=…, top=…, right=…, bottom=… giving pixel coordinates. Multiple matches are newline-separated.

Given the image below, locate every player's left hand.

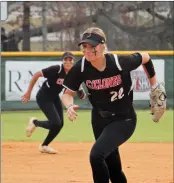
left=149, top=82, right=167, bottom=122
left=21, top=91, right=31, bottom=104
left=67, top=104, right=79, bottom=121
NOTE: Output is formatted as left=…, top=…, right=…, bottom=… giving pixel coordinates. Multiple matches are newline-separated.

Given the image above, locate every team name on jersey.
left=56, top=78, right=64, bottom=85
left=86, top=75, right=122, bottom=90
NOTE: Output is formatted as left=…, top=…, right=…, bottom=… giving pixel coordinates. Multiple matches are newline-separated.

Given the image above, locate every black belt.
left=98, top=110, right=116, bottom=118
left=98, top=110, right=136, bottom=122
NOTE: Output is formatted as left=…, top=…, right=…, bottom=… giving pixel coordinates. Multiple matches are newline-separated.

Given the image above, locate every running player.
left=22, top=52, right=86, bottom=154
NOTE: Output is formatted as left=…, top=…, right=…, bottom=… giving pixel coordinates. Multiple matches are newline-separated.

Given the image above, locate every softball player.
left=21, top=52, right=86, bottom=154
left=61, top=28, right=166, bottom=182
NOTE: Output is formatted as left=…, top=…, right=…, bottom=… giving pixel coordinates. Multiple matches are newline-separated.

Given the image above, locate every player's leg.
left=39, top=96, right=64, bottom=149
left=89, top=110, right=136, bottom=183
left=26, top=90, right=62, bottom=153
left=105, top=149, right=127, bottom=183
left=54, top=96, right=64, bottom=127
left=38, top=104, right=62, bottom=145
left=26, top=90, right=52, bottom=137
left=33, top=94, right=63, bottom=131
left=37, top=98, right=63, bottom=153
left=36, top=96, right=62, bottom=144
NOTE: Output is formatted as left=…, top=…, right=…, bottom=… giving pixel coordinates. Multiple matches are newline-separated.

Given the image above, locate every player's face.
left=63, top=57, right=74, bottom=72
left=81, top=43, right=104, bottom=62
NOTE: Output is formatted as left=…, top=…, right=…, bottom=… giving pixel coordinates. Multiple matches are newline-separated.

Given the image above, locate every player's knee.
left=50, top=122, right=63, bottom=132
left=57, top=121, right=63, bottom=129
left=89, top=149, right=104, bottom=164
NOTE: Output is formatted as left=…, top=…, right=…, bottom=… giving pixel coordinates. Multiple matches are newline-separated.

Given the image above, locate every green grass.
left=1, top=110, right=173, bottom=142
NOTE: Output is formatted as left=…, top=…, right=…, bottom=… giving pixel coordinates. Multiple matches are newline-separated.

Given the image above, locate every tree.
left=22, top=1, right=30, bottom=51
left=6, top=2, right=173, bottom=51
left=97, top=2, right=173, bottom=50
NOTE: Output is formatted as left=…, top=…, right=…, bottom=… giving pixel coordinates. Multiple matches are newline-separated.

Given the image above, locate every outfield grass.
left=1, top=110, right=173, bottom=142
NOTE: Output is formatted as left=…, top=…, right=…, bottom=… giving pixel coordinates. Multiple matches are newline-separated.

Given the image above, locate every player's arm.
left=62, top=89, right=76, bottom=108
left=62, top=89, right=79, bottom=121
left=25, top=65, right=59, bottom=94
left=26, top=71, right=43, bottom=94
left=119, top=53, right=166, bottom=122
left=21, top=65, right=59, bottom=104
left=21, top=71, right=43, bottom=103
left=62, top=62, right=83, bottom=121
left=118, top=53, right=157, bottom=87
left=140, top=53, right=157, bottom=87
left=140, top=53, right=166, bottom=122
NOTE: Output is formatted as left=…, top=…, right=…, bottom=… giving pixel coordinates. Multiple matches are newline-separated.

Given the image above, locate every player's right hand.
left=67, top=104, right=79, bottom=121
left=21, top=92, right=31, bottom=104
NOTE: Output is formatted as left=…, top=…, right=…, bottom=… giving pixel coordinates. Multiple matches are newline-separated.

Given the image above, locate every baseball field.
left=1, top=110, right=173, bottom=183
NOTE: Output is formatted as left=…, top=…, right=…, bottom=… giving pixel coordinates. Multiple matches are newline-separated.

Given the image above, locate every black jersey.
left=63, top=53, right=142, bottom=118
left=41, top=64, right=66, bottom=96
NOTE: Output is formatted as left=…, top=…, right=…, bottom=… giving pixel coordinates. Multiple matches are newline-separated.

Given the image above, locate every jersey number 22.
left=110, top=87, right=124, bottom=102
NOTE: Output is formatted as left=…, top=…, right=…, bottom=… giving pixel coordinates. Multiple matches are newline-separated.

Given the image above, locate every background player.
left=22, top=51, right=86, bottom=154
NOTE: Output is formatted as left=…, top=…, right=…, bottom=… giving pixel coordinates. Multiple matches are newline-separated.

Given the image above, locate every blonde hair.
left=83, top=27, right=106, bottom=41
left=82, top=27, right=108, bottom=52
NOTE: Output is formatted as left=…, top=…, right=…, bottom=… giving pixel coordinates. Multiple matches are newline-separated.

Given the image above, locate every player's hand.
left=67, top=104, right=79, bottom=121
left=21, top=91, right=31, bottom=104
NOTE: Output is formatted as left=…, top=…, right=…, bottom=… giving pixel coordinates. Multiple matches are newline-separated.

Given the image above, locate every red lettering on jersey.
left=102, top=78, right=109, bottom=88
left=56, top=78, right=64, bottom=85
left=94, top=79, right=103, bottom=89
left=115, top=75, right=122, bottom=86
left=85, top=75, right=122, bottom=90
left=86, top=80, right=92, bottom=89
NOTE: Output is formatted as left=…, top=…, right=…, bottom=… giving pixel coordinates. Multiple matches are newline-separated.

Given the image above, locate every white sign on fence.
left=5, top=59, right=164, bottom=101
left=5, top=61, right=61, bottom=101
left=131, top=59, right=165, bottom=100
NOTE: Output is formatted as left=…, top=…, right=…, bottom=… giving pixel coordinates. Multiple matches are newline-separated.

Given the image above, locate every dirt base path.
left=2, top=142, right=173, bottom=183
